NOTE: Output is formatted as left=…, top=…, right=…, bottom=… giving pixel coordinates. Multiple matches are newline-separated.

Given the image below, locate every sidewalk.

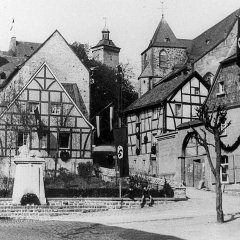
left=40, top=187, right=240, bottom=240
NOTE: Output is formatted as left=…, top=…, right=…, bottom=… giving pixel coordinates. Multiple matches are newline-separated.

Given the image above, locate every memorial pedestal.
left=12, top=147, right=46, bottom=205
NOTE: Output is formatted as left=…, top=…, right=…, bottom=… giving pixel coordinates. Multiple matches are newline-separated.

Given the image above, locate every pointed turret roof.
left=142, top=15, right=189, bottom=55
left=150, top=15, right=177, bottom=46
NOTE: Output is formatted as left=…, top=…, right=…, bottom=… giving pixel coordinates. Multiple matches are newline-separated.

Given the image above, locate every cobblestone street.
left=1, top=188, right=240, bottom=240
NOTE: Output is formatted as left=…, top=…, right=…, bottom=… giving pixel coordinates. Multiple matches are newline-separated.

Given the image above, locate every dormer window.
left=206, top=39, right=210, bottom=45
left=165, top=37, right=170, bottom=42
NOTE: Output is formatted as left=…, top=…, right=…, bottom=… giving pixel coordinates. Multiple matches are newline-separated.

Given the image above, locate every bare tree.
left=191, top=104, right=240, bottom=223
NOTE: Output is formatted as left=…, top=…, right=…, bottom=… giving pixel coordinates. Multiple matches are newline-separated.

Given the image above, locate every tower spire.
left=103, top=17, right=107, bottom=28
left=160, top=0, right=166, bottom=18
left=102, top=17, right=110, bottom=40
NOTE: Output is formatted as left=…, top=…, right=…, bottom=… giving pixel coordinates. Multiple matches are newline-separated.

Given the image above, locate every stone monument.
left=12, top=145, right=46, bottom=204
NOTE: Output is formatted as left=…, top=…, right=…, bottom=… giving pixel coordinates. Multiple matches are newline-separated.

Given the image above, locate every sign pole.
left=117, top=65, right=123, bottom=198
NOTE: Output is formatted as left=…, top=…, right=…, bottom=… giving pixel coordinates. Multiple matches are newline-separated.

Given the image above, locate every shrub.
left=161, top=179, right=174, bottom=198
left=20, top=193, right=40, bottom=206
left=0, top=189, right=11, bottom=198
left=127, top=175, right=149, bottom=189
left=77, top=162, right=93, bottom=181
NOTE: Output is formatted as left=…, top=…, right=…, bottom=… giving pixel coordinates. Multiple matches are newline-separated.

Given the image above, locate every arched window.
left=159, top=50, right=168, bottom=68
left=144, top=53, right=148, bottom=68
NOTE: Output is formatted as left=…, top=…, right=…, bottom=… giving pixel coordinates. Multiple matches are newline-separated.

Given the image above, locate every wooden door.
left=185, top=158, right=203, bottom=187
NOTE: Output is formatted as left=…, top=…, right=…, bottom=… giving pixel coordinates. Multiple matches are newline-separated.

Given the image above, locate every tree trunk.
left=214, top=133, right=224, bottom=223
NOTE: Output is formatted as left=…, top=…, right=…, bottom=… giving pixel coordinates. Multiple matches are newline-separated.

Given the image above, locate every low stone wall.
left=99, top=167, right=184, bottom=189
left=0, top=187, right=187, bottom=218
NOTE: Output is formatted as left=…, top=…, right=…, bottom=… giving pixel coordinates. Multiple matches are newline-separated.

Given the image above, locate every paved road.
left=1, top=188, right=240, bottom=240
left=0, top=218, right=184, bottom=240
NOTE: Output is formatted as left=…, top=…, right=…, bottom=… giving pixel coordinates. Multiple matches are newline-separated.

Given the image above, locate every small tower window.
left=144, top=53, right=148, bottom=68
left=165, top=37, right=170, bottom=42
left=159, top=50, right=168, bottom=68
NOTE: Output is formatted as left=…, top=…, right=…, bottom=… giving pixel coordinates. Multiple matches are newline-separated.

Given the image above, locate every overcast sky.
left=0, top=0, right=240, bottom=76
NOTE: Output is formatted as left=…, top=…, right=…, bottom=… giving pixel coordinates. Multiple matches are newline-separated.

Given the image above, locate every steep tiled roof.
left=125, top=71, right=204, bottom=113
left=0, top=54, right=25, bottom=80
left=62, top=83, right=88, bottom=118
left=138, top=62, right=153, bottom=79
left=7, top=41, right=41, bottom=58
left=190, top=9, right=240, bottom=61
left=15, top=41, right=41, bottom=57
left=142, top=15, right=188, bottom=54
left=149, top=15, right=177, bottom=45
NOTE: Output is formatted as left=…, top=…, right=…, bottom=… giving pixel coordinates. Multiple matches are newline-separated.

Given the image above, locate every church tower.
left=91, top=25, right=120, bottom=69
left=138, top=14, right=189, bottom=96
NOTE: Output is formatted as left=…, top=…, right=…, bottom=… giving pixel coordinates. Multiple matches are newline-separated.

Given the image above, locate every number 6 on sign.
left=117, top=145, right=123, bottom=159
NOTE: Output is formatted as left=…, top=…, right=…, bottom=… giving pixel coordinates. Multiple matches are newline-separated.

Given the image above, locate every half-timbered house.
left=0, top=30, right=93, bottom=176
left=156, top=53, right=240, bottom=190
left=124, top=69, right=209, bottom=176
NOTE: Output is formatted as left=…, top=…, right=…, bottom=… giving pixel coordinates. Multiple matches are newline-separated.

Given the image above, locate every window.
left=221, top=155, right=229, bottom=183
left=217, top=81, right=225, bottom=96
left=165, top=37, right=170, bottom=42
left=175, top=103, right=182, bottom=117
left=18, top=132, right=29, bottom=147
left=59, top=132, right=70, bottom=148
left=153, top=107, right=160, bottom=119
left=29, top=102, right=39, bottom=114
left=144, top=53, right=148, bottom=68
left=159, top=50, right=168, bottom=68
left=51, top=103, right=61, bottom=115
left=192, top=87, right=200, bottom=95
left=40, top=135, right=48, bottom=149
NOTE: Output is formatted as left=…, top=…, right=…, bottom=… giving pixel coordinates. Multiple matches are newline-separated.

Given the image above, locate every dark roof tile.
left=190, top=9, right=240, bottom=61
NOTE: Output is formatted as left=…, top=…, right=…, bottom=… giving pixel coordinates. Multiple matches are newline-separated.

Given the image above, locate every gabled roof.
left=190, top=8, right=240, bottom=61
left=0, top=30, right=89, bottom=89
left=0, top=62, right=94, bottom=129
left=124, top=71, right=206, bottom=113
